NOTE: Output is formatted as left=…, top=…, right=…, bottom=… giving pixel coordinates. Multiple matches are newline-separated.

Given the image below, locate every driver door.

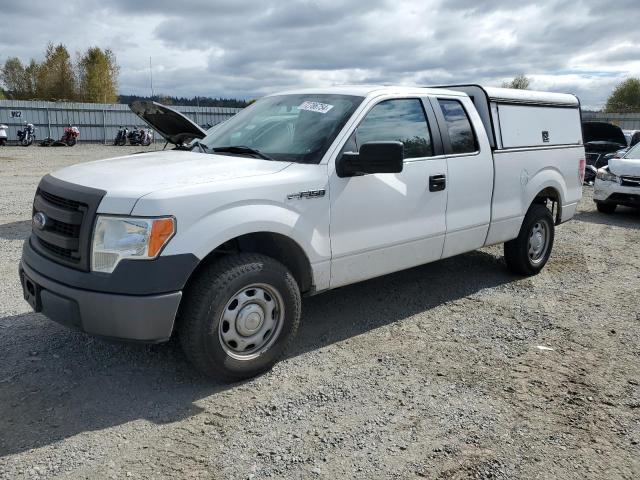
left=329, top=97, right=448, bottom=288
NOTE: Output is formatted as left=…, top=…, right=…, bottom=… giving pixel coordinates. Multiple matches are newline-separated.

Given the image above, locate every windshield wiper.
left=210, top=145, right=275, bottom=160
left=190, top=140, right=210, bottom=153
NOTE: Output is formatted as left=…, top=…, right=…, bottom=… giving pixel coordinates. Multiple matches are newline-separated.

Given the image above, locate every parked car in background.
left=582, top=122, right=627, bottom=183
left=594, top=142, right=640, bottom=213
left=20, top=85, right=583, bottom=380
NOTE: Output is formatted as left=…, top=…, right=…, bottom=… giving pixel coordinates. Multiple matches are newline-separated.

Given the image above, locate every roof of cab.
left=271, top=85, right=466, bottom=98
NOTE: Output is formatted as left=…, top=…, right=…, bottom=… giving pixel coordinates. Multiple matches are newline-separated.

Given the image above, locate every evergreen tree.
left=37, top=43, right=77, bottom=100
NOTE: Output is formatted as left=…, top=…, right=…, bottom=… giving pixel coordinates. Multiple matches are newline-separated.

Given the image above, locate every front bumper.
left=20, top=260, right=181, bottom=342
left=19, top=240, right=199, bottom=343
left=594, top=181, right=640, bottom=207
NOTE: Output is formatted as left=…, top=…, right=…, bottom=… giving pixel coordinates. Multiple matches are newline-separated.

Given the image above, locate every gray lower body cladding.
left=20, top=241, right=199, bottom=342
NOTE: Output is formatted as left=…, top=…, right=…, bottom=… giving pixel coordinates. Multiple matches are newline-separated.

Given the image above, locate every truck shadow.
left=573, top=207, right=640, bottom=230
left=0, top=220, right=31, bottom=240
left=0, top=250, right=512, bottom=458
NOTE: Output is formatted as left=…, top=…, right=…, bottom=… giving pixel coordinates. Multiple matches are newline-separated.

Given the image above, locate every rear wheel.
left=504, top=204, right=555, bottom=275
left=178, top=253, right=301, bottom=381
left=596, top=202, right=616, bottom=214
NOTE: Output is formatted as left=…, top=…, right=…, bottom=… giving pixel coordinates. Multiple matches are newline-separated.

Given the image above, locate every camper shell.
left=433, top=85, right=583, bottom=150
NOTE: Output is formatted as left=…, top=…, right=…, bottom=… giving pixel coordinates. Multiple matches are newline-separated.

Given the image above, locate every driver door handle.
left=429, top=174, right=446, bottom=192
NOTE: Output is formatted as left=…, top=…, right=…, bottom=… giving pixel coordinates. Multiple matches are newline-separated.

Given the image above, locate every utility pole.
left=149, top=56, right=154, bottom=99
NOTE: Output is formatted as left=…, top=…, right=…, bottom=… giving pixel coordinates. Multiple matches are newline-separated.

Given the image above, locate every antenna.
left=149, top=56, right=154, bottom=99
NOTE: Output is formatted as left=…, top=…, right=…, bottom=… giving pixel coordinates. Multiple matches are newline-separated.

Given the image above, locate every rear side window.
left=438, top=99, right=478, bottom=154
left=355, top=99, right=434, bottom=159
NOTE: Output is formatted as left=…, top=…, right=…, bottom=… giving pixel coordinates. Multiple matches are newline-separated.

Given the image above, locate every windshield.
left=624, top=143, right=640, bottom=159
left=199, top=94, right=363, bottom=164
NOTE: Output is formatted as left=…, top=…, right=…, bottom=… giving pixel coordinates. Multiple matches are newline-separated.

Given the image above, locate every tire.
left=178, top=253, right=301, bottom=381
left=504, top=203, right=555, bottom=276
left=66, top=137, right=77, bottom=147
left=596, top=202, right=616, bottom=214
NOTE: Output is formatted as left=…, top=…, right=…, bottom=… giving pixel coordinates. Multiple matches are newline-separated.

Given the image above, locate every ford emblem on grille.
left=33, top=212, right=48, bottom=230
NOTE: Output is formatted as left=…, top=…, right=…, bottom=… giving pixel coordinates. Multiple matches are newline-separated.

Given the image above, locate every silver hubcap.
left=528, top=221, right=549, bottom=264
left=218, top=283, right=284, bottom=360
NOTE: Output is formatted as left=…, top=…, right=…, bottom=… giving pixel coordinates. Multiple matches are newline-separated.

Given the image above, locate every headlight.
left=91, top=216, right=175, bottom=273
left=596, top=168, right=619, bottom=183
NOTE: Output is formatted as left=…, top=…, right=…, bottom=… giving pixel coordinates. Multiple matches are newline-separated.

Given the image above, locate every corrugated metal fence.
left=582, top=112, right=640, bottom=130
left=0, top=100, right=242, bottom=144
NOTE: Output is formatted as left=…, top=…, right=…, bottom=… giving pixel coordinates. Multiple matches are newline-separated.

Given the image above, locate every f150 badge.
left=287, top=189, right=326, bottom=200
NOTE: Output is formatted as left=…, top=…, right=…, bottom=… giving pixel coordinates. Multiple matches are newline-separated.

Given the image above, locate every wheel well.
left=192, top=232, right=314, bottom=294
left=534, top=187, right=562, bottom=224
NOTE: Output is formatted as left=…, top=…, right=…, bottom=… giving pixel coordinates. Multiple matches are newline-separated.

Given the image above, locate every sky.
left=1, top=0, right=639, bottom=109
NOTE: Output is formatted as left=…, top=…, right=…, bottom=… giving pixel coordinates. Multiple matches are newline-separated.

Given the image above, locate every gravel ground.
left=0, top=145, right=638, bottom=479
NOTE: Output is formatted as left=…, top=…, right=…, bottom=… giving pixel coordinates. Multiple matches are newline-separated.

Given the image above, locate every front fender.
left=162, top=201, right=330, bottom=264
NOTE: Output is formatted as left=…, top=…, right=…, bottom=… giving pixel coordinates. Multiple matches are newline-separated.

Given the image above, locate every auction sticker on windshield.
left=299, top=101, right=334, bottom=114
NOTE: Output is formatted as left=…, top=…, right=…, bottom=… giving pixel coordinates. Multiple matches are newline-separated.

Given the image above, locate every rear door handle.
left=429, top=174, right=446, bottom=192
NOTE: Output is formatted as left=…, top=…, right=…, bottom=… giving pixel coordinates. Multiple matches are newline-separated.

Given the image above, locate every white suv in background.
left=594, top=142, right=640, bottom=213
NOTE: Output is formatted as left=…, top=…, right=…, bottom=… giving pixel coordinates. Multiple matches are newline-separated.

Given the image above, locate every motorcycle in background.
left=17, top=122, right=36, bottom=146
left=0, top=124, right=7, bottom=146
left=127, top=126, right=153, bottom=146
left=61, top=125, right=80, bottom=146
left=40, top=124, right=80, bottom=147
left=114, top=126, right=129, bottom=146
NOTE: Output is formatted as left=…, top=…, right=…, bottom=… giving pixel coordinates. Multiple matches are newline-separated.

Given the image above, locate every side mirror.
left=336, top=141, right=404, bottom=178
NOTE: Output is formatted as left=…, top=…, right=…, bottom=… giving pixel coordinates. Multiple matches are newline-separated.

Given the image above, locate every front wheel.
left=504, top=204, right=555, bottom=275
left=596, top=202, right=616, bottom=214
left=178, top=253, right=301, bottom=381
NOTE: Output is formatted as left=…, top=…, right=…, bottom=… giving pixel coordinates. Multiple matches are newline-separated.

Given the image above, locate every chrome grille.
left=621, top=176, right=640, bottom=188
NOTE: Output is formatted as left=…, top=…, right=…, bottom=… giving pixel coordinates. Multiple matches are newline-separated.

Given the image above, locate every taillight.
left=579, top=158, right=585, bottom=184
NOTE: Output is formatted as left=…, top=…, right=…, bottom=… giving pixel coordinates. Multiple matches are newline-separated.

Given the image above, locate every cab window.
left=437, top=99, right=478, bottom=154
left=351, top=99, right=434, bottom=159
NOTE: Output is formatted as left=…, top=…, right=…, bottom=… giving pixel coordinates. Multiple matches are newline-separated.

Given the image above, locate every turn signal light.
left=149, top=218, right=176, bottom=257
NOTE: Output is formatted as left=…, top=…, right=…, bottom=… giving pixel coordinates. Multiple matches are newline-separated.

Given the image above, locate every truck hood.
left=130, top=101, right=207, bottom=145
left=51, top=151, right=291, bottom=214
left=608, top=157, right=640, bottom=176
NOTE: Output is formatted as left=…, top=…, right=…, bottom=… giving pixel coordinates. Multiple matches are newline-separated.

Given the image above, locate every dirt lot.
left=0, top=145, right=638, bottom=479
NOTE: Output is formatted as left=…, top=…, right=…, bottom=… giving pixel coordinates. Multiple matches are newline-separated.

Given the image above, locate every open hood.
left=129, top=101, right=207, bottom=145
left=583, top=122, right=627, bottom=149
left=608, top=157, right=640, bottom=177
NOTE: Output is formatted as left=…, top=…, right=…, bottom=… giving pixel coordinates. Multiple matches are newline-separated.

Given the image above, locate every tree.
left=37, top=43, right=76, bottom=101
left=502, top=74, right=531, bottom=90
left=605, top=78, right=640, bottom=113
left=78, top=47, right=119, bottom=103
left=1, top=57, right=28, bottom=99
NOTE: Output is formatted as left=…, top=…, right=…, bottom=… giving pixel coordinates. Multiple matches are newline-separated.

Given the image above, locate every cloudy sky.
left=2, top=0, right=639, bottom=109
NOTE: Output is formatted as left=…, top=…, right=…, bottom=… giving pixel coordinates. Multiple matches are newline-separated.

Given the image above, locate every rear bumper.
left=20, top=260, right=181, bottom=342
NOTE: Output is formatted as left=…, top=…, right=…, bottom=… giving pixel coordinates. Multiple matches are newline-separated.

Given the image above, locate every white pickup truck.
left=20, top=85, right=584, bottom=380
